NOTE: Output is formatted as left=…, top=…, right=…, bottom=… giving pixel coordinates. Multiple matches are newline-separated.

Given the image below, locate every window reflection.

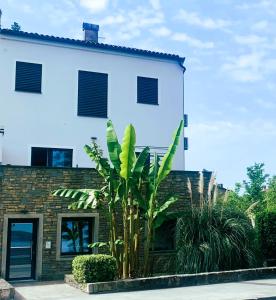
left=61, top=218, right=92, bottom=255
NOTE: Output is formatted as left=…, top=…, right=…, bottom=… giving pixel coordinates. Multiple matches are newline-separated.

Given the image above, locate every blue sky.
left=1, top=0, right=276, bottom=188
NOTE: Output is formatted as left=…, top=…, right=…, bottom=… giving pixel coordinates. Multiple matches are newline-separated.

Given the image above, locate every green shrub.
left=176, top=204, right=258, bottom=274
left=72, top=254, right=117, bottom=283
left=256, top=210, right=276, bottom=261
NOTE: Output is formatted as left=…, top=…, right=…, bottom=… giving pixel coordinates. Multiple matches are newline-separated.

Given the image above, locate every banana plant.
left=116, top=123, right=150, bottom=278
left=143, top=120, right=184, bottom=276
left=53, top=121, right=150, bottom=279
left=53, top=120, right=183, bottom=279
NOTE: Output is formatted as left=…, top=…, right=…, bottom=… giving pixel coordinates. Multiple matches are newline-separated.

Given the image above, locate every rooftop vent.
left=83, top=22, right=99, bottom=43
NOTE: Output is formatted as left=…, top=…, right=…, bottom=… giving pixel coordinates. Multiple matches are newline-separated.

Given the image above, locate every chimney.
left=83, top=22, right=99, bottom=43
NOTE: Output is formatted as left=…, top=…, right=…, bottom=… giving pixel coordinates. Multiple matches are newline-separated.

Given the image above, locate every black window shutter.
left=15, top=61, right=42, bottom=93
left=184, top=137, right=189, bottom=151
left=78, top=70, right=108, bottom=118
left=137, top=76, right=158, bottom=105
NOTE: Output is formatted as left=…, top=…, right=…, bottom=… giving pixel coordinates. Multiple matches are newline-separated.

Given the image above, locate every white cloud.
left=149, top=0, right=161, bottom=10
left=221, top=52, right=264, bottom=82
left=150, top=26, right=171, bottom=37
left=3, top=0, right=34, bottom=14
left=99, top=14, right=125, bottom=26
left=234, top=34, right=267, bottom=45
left=98, top=6, right=164, bottom=43
left=236, top=0, right=276, bottom=13
left=222, top=48, right=276, bottom=83
left=187, top=57, right=210, bottom=71
left=191, top=120, right=276, bottom=138
left=80, top=0, right=109, bottom=13
left=42, top=2, right=81, bottom=27
left=172, top=32, right=214, bottom=49
left=252, top=20, right=269, bottom=31
left=255, top=98, right=276, bottom=109
left=176, top=9, right=230, bottom=30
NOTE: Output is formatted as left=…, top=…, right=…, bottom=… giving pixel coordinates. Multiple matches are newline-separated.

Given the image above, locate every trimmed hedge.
left=256, top=210, right=276, bottom=261
left=72, top=254, right=117, bottom=283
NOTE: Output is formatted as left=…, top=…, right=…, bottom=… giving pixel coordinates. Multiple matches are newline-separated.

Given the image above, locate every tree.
left=265, top=176, right=276, bottom=210
left=243, top=163, right=268, bottom=205
left=11, top=22, right=21, bottom=31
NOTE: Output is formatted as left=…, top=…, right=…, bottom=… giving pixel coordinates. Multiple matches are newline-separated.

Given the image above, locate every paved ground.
left=14, top=279, right=276, bottom=300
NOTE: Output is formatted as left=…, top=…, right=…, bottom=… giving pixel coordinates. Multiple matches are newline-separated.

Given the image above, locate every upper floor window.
left=61, top=217, right=93, bottom=256
left=78, top=70, right=108, bottom=118
left=137, top=76, right=158, bottom=105
left=31, top=147, right=73, bottom=167
left=15, top=61, right=42, bottom=93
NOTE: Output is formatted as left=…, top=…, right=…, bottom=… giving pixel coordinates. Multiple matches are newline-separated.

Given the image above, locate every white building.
left=0, top=23, right=187, bottom=169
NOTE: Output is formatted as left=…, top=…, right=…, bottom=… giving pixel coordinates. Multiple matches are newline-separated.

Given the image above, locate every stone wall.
left=0, top=166, right=211, bottom=280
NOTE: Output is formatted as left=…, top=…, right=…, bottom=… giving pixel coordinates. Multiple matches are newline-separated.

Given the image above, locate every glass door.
left=6, top=219, right=38, bottom=280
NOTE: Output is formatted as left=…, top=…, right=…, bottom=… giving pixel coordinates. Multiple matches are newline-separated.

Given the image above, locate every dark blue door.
left=6, top=219, right=38, bottom=280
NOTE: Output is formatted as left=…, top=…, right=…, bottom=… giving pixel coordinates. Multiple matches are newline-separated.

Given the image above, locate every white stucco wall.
left=0, top=35, right=185, bottom=169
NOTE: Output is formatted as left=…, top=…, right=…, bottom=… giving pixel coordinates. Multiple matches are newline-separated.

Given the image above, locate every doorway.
left=6, top=219, right=38, bottom=280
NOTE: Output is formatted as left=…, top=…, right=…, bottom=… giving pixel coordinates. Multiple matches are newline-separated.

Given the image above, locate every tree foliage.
left=11, top=22, right=21, bottom=31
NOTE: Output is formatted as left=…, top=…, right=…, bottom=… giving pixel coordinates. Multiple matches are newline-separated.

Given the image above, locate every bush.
left=72, top=254, right=117, bottom=283
left=256, top=210, right=276, bottom=261
left=176, top=204, right=258, bottom=274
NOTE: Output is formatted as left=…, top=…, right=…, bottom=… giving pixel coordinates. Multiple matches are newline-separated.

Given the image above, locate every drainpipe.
left=179, top=58, right=186, bottom=170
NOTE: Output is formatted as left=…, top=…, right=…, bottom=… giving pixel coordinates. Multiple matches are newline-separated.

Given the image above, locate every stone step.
left=0, top=279, right=15, bottom=300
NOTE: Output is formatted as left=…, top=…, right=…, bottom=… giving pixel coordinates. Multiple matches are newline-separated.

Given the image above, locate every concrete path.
left=14, top=279, right=276, bottom=300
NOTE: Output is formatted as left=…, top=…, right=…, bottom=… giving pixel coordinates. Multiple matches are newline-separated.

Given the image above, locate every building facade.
left=0, top=24, right=187, bottom=170
left=0, top=24, right=191, bottom=281
left=0, top=166, right=208, bottom=281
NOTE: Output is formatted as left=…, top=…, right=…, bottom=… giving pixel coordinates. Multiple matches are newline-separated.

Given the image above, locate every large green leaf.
left=157, top=120, right=184, bottom=186
left=132, top=146, right=150, bottom=180
left=132, top=184, right=148, bottom=211
left=84, top=144, right=110, bottom=177
left=106, top=120, right=122, bottom=173
left=153, top=211, right=181, bottom=229
left=53, top=188, right=101, bottom=209
left=153, top=196, right=178, bottom=219
left=115, top=181, right=125, bottom=203
left=119, top=124, right=136, bottom=180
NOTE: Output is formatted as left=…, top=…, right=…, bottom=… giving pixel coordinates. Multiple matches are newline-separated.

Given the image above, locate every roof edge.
left=0, top=28, right=185, bottom=66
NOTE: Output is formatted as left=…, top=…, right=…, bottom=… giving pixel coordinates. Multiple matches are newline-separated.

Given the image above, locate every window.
left=61, top=218, right=93, bottom=256
left=184, top=137, right=188, bottom=151
left=31, top=147, right=73, bottom=167
left=184, top=114, right=188, bottom=128
left=137, top=76, right=158, bottom=105
left=153, top=219, right=176, bottom=251
left=78, top=70, right=108, bottom=118
left=15, top=61, right=42, bottom=93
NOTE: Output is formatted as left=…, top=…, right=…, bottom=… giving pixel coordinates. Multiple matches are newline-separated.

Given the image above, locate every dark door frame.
left=6, top=218, right=38, bottom=281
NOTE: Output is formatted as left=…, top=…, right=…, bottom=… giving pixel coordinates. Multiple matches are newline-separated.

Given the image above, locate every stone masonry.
left=0, top=165, right=211, bottom=280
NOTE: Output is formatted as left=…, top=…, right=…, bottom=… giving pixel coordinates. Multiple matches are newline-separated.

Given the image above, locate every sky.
left=1, top=0, right=276, bottom=188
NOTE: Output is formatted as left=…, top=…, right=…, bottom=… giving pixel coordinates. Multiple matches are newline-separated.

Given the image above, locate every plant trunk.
left=134, top=207, right=140, bottom=275
left=143, top=194, right=155, bottom=276
left=129, top=196, right=135, bottom=277
left=122, top=199, right=129, bottom=278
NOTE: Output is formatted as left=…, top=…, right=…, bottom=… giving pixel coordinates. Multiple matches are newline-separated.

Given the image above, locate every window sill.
left=77, top=114, right=108, bottom=119
left=137, top=101, right=159, bottom=106
left=57, top=254, right=93, bottom=261
left=15, top=89, right=42, bottom=94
